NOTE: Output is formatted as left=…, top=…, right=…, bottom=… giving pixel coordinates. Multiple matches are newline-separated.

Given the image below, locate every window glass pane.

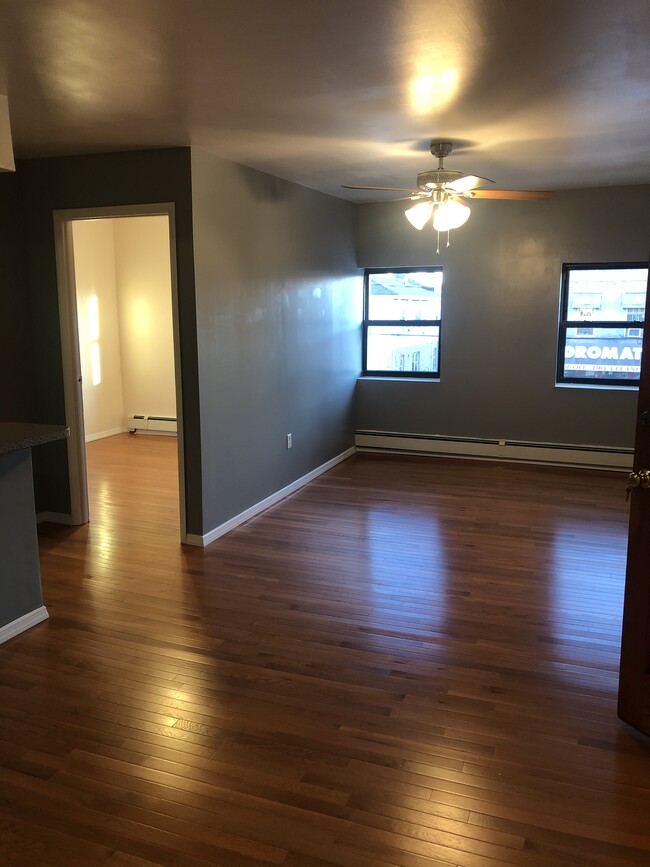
left=366, top=325, right=439, bottom=373
left=566, top=268, right=647, bottom=322
left=368, top=271, right=442, bottom=321
left=562, top=327, right=643, bottom=381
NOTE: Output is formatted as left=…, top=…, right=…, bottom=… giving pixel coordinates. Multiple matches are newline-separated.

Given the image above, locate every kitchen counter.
left=0, top=422, right=69, bottom=455
left=0, top=422, right=69, bottom=643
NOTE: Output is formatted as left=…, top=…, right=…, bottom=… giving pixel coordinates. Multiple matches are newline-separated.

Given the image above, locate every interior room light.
left=432, top=198, right=471, bottom=232
left=404, top=200, right=433, bottom=230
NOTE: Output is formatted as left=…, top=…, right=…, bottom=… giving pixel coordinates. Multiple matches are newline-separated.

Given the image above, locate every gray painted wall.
left=0, top=173, right=34, bottom=423
left=190, top=149, right=361, bottom=533
left=2, top=146, right=361, bottom=541
left=11, top=149, right=203, bottom=531
left=0, top=450, right=43, bottom=625
left=356, top=185, right=650, bottom=449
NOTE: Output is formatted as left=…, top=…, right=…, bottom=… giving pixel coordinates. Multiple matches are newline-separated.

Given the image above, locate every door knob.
left=626, top=469, right=650, bottom=500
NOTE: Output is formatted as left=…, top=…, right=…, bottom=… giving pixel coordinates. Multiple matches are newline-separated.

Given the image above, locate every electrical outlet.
left=286, top=433, right=292, bottom=449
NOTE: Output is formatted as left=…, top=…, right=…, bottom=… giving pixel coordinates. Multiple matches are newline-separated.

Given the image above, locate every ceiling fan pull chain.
left=436, top=230, right=440, bottom=255
left=447, top=230, right=451, bottom=248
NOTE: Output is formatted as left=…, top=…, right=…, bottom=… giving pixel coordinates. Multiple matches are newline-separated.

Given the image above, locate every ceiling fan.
left=342, top=141, right=553, bottom=248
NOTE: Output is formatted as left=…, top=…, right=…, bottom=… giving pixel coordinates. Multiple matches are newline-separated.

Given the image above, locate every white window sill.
left=359, top=376, right=440, bottom=383
left=555, top=382, right=638, bottom=392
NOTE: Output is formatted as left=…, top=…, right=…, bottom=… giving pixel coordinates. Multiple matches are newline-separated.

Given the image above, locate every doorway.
left=53, top=204, right=187, bottom=543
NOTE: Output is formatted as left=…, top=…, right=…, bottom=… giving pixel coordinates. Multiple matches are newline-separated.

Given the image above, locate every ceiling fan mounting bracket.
left=430, top=141, right=453, bottom=159
left=417, top=168, right=464, bottom=190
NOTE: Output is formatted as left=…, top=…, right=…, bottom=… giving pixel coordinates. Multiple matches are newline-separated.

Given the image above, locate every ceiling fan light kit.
left=432, top=198, right=471, bottom=232
left=344, top=140, right=552, bottom=253
left=404, top=200, right=433, bottom=230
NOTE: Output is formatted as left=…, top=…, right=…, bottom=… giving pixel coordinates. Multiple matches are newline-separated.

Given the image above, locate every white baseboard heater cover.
left=355, top=431, right=633, bottom=471
left=127, top=414, right=177, bottom=434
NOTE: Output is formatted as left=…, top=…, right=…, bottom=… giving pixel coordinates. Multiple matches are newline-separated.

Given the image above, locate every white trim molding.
left=187, top=447, right=356, bottom=547
left=36, top=511, right=74, bottom=525
left=85, top=426, right=128, bottom=443
left=0, top=606, right=49, bottom=644
left=53, top=203, right=188, bottom=544
left=355, top=431, right=633, bottom=471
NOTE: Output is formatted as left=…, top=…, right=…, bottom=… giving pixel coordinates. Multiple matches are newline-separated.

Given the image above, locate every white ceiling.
left=1, top=0, right=649, bottom=201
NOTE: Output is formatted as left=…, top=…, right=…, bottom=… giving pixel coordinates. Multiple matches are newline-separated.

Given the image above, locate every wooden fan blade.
left=446, top=174, right=494, bottom=193
left=341, top=184, right=418, bottom=193
left=469, top=189, right=554, bottom=200
left=359, top=195, right=422, bottom=205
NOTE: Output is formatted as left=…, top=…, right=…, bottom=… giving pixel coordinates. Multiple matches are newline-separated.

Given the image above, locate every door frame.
left=53, top=202, right=187, bottom=543
left=617, top=259, right=650, bottom=734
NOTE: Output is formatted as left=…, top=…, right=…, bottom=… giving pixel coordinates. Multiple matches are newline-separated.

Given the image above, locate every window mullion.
left=368, top=319, right=441, bottom=327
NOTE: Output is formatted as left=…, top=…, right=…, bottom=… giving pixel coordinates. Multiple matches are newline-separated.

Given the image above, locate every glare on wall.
left=132, top=297, right=151, bottom=336
left=88, top=294, right=100, bottom=341
left=88, top=295, right=102, bottom=385
left=0, top=95, right=15, bottom=172
left=91, top=342, right=102, bottom=386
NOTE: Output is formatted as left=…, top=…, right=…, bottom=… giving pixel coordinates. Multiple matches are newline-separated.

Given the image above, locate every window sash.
left=363, top=267, right=443, bottom=377
left=557, top=321, right=644, bottom=388
left=363, top=322, right=441, bottom=377
left=557, top=263, right=647, bottom=387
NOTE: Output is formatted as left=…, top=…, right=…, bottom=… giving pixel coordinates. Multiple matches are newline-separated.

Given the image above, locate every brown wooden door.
left=618, top=264, right=650, bottom=734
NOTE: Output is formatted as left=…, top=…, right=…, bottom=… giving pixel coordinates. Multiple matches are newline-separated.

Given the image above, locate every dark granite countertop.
left=0, top=422, right=70, bottom=455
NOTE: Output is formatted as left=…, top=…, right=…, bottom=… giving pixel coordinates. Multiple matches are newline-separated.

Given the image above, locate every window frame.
left=556, top=261, right=647, bottom=388
left=362, top=266, right=443, bottom=378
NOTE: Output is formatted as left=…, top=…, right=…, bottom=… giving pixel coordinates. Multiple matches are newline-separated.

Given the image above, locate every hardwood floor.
left=2, top=433, right=649, bottom=865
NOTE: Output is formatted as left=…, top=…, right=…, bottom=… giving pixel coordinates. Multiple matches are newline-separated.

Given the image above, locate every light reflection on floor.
left=550, top=517, right=627, bottom=686
left=361, top=505, right=446, bottom=637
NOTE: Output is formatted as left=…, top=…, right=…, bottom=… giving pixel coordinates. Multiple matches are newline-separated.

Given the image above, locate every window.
left=557, top=263, right=648, bottom=386
left=626, top=311, right=644, bottom=338
left=363, top=268, right=442, bottom=377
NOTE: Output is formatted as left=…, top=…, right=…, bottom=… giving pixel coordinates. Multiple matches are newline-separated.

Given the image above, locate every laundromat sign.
left=565, top=339, right=643, bottom=374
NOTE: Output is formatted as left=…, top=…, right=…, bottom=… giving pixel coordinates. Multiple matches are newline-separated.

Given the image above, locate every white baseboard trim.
left=128, top=429, right=177, bottom=437
left=36, top=511, right=74, bottom=525
left=0, top=606, right=49, bottom=644
left=355, top=432, right=633, bottom=471
left=85, top=426, right=128, bottom=443
left=187, top=447, right=356, bottom=547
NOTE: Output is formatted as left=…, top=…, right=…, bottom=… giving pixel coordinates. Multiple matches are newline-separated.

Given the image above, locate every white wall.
left=114, top=216, right=176, bottom=419
left=73, top=215, right=175, bottom=440
left=72, top=219, right=125, bottom=438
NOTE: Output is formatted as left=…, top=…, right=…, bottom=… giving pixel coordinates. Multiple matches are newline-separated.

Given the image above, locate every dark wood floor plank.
left=0, top=436, right=649, bottom=864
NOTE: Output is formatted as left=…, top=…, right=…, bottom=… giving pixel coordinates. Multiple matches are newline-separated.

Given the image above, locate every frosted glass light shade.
left=432, top=199, right=470, bottom=231
left=404, top=200, right=433, bottom=230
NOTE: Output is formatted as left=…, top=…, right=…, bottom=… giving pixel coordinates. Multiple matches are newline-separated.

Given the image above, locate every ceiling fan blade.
left=445, top=174, right=494, bottom=193
left=341, top=184, right=418, bottom=193
left=469, top=189, right=554, bottom=200
left=360, top=195, right=424, bottom=205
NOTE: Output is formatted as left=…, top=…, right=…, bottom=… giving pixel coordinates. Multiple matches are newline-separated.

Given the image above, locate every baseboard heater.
left=355, top=430, right=633, bottom=471
left=127, top=414, right=177, bottom=435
